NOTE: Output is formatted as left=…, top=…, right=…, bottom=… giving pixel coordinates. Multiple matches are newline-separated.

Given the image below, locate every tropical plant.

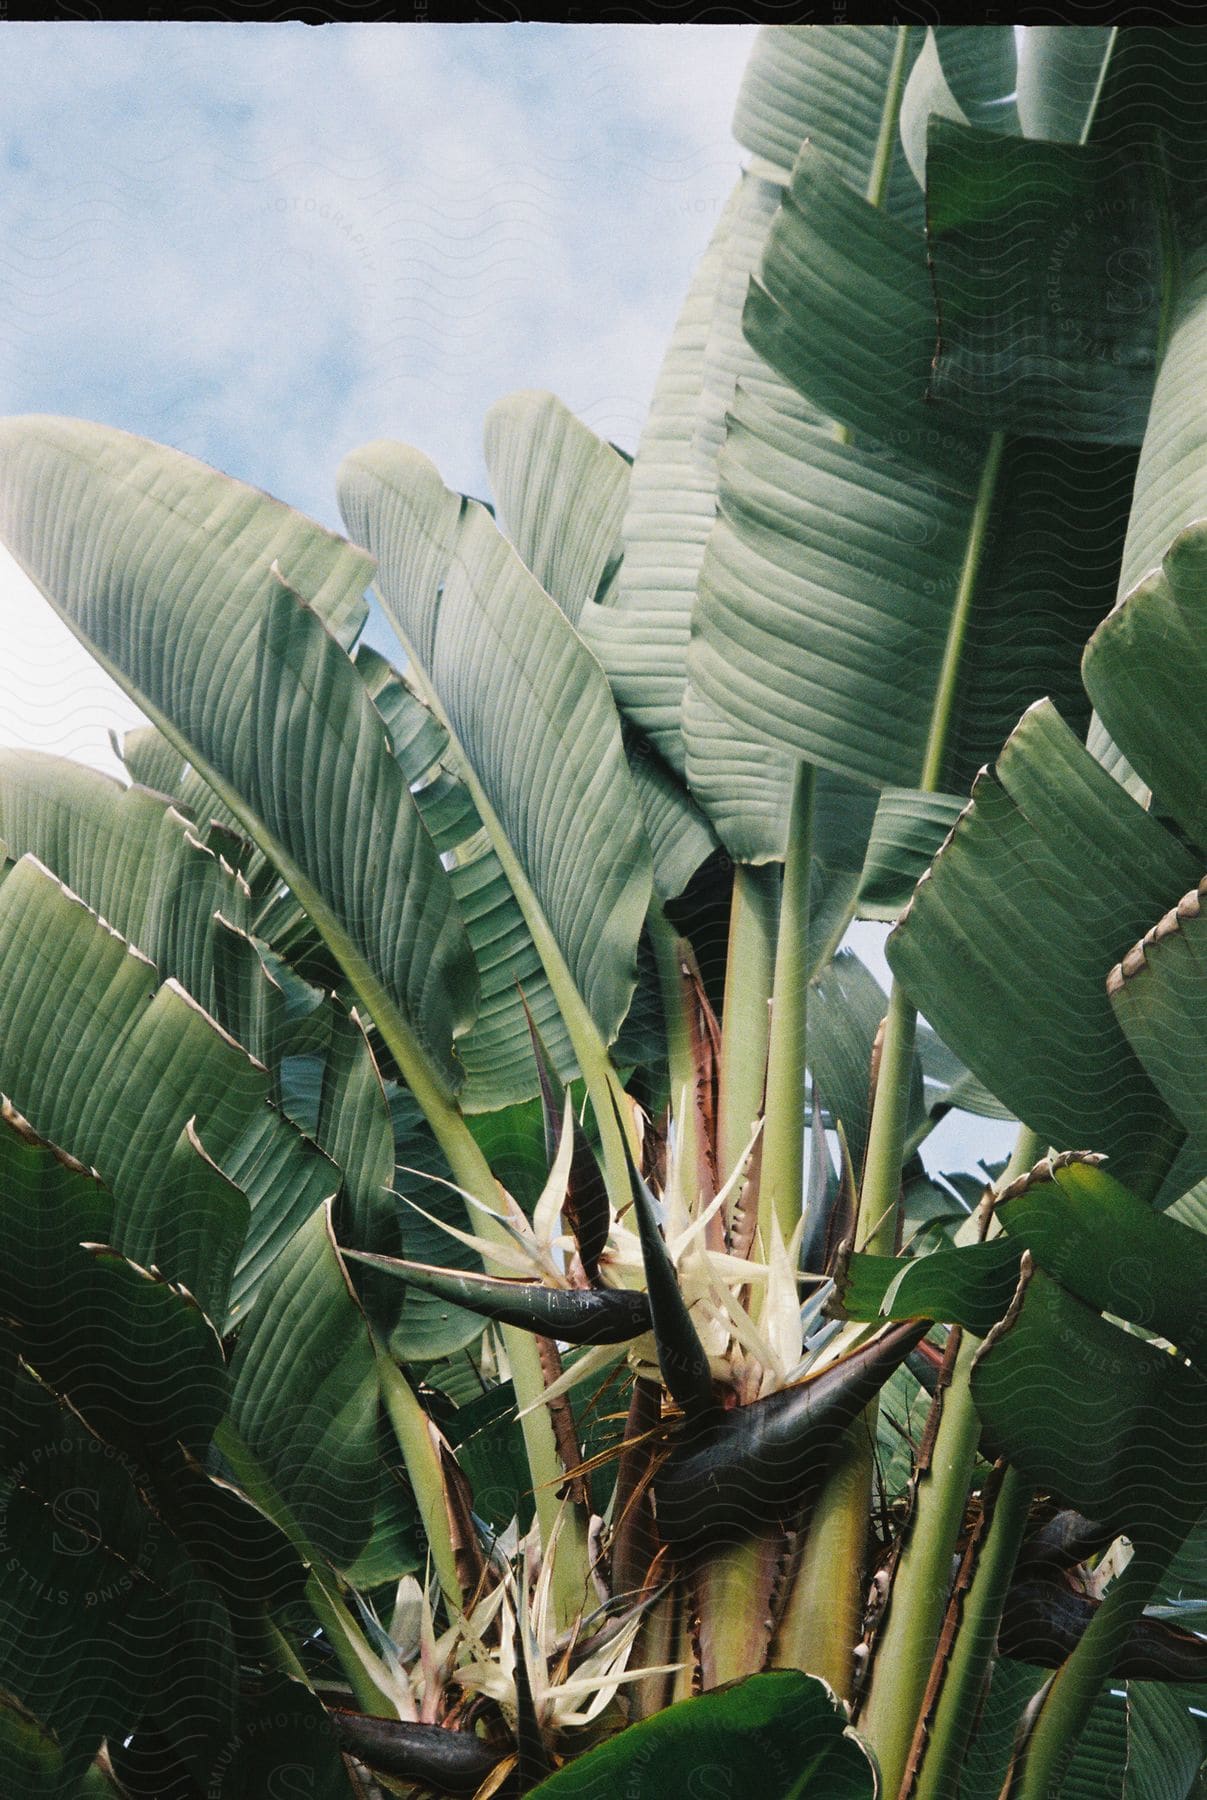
left=1, top=20, right=1207, bottom=1800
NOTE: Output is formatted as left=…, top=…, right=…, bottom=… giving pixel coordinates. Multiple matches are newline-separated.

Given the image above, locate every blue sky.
left=0, top=22, right=755, bottom=762
left=0, top=23, right=1016, bottom=1178
left=1, top=23, right=753, bottom=526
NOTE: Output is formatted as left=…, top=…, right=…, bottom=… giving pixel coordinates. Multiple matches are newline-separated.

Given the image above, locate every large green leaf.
left=583, top=30, right=926, bottom=866
left=887, top=701, right=1197, bottom=1188
left=353, top=649, right=580, bottom=1106
left=0, top=853, right=336, bottom=1322
left=734, top=24, right=923, bottom=225
left=0, top=1110, right=243, bottom=1793
left=1106, top=872, right=1207, bottom=1163
left=844, top=1152, right=1207, bottom=1354
left=1015, top=26, right=1115, bottom=143
left=113, top=721, right=271, bottom=889
left=996, top=1155, right=1207, bottom=1362
left=745, top=146, right=975, bottom=472
left=971, top=1265, right=1207, bottom=1563
left=706, top=149, right=1133, bottom=794
left=855, top=789, right=965, bottom=922
left=1083, top=522, right=1207, bottom=850
left=689, top=381, right=974, bottom=785
left=528, top=1671, right=876, bottom=1798
left=898, top=26, right=1020, bottom=189
left=224, top=1202, right=381, bottom=1570
left=0, top=749, right=248, bottom=1015
left=1105, top=227, right=1207, bottom=603
left=483, top=388, right=718, bottom=900
left=483, top=388, right=628, bottom=628
left=840, top=1238, right=1022, bottom=1339
left=338, top=440, right=653, bottom=1049
left=925, top=122, right=1160, bottom=443
left=0, top=416, right=477, bottom=1102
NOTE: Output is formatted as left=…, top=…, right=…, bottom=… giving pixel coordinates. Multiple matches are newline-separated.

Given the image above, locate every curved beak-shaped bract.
left=328, top=1712, right=505, bottom=1793
left=340, top=1249, right=653, bottom=1345
left=617, top=1106, right=718, bottom=1422
left=654, top=1319, right=928, bottom=1553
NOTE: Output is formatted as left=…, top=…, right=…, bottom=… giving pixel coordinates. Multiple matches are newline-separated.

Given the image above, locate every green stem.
left=1013, top=1547, right=1164, bottom=1800
left=761, top=760, right=815, bottom=1246
left=305, top=1569, right=401, bottom=1717
left=856, top=982, right=919, bottom=1256
left=264, top=1619, right=312, bottom=1685
left=866, top=25, right=913, bottom=210
left=376, top=1347, right=466, bottom=1615
left=919, top=433, right=1007, bottom=794
left=857, top=1128, right=1043, bottom=1796
left=913, top=1466, right=1034, bottom=1800
left=857, top=1331, right=981, bottom=1791
left=771, top=1424, right=873, bottom=1700
left=648, top=901, right=704, bottom=1206
left=716, top=863, right=779, bottom=1184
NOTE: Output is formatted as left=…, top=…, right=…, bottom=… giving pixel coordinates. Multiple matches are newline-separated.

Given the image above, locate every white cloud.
left=0, top=23, right=754, bottom=766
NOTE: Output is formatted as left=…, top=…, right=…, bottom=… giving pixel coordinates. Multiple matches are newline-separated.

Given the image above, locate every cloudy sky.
left=0, top=21, right=754, bottom=768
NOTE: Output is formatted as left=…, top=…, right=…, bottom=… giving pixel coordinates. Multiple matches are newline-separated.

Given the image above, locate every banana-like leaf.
left=0, top=1107, right=227, bottom=1463
left=887, top=701, right=1197, bottom=1189
left=856, top=788, right=966, bottom=922
left=339, top=441, right=653, bottom=1053
left=846, top=1152, right=1207, bottom=1353
left=113, top=721, right=271, bottom=888
left=927, top=122, right=1159, bottom=443
left=748, top=147, right=976, bottom=473
left=0, top=1111, right=244, bottom=1791
left=838, top=1240, right=1022, bottom=1339
left=340, top=1254, right=652, bottom=1347
left=0, top=854, right=336, bottom=1322
left=706, top=151, right=1133, bottom=791
left=1083, top=523, right=1207, bottom=850
left=1107, top=875, right=1207, bottom=1163
left=586, top=30, right=925, bottom=865
left=1103, top=188, right=1207, bottom=599
left=387, top=1087, right=486, bottom=1363
left=484, top=388, right=628, bottom=627
left=483, top=388, right=718, bottom=899
left=898, top=25, right=1019, bottom=189
left=0, top=416, right=477, bottom=1101
left=734, top=24, right=924, bottom=222
left=971, top=1264, right=1207, bottom=1564
left=995, top=1154, right=1207, bottom=1361
left=0, top=755, right=400, bottom=1290
left=0, top=749, right=250, bottom=1014
left=528, top=1670, right=877, bottom=1799
left=1015, top=25, right=1115, bottom=143
left=355, top=650, right=580, bottom=1107
left=225, top=1202, right=381, bottom=1570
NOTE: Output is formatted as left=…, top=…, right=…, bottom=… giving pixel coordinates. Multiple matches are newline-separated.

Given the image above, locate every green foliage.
left=2, top=22, right=1207, bottom=1799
